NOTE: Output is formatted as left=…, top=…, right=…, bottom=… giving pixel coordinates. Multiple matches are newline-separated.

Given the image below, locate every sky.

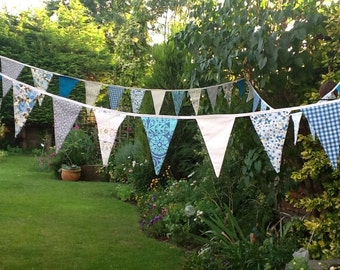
left=0, top=0, right=45, bottom=13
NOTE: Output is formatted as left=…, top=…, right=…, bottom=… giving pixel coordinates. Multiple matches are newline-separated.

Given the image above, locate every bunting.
left=85, top=81, right=102, bottom=114
left=59, top=76, right=79, bottom=97
left=206, top=86, right=219, bottom=109
left=250, top=111, right=290, bottom=173
left=188, top=89, right=201, bottom=115
left=1, top=57, right=24, bottom=97
left=31, top=67, right=53, bottom=105
left=131, top=89, right=145, bottom=113
left=223, top=83, right=233, bottom=104
left=246, top=82, right=254, bottom=102
left=53, top=97, right=82, bottom=152
left=93, top=109, right=126, bottom=166
left=252, top=91, right=260, bottom=112
left=291, top=112, right=302, bottom=145
left=142, top=117, right=178, bottom=175
left=237, top=79, right=246, bottom=96
left=12, top=82, right=38, bottom=137
left=172, top=91, right=184, bottom=115
left=302, top=102, right=340, bottom=169
left=196, top=115, right=236, bottom=177
left=151, top=90, right=166, bottom=115
left=108, top=85, right=124, bottom=110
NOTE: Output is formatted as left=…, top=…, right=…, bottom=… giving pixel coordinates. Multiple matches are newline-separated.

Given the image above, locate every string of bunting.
left=1, top=55, right=340, bottom=177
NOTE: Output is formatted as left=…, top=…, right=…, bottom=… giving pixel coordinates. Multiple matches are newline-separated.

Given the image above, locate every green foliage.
left=111, top=183, right=135, bottom=202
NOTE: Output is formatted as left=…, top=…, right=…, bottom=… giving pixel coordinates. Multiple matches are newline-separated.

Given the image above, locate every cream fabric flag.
left=188, top=89, right=201, bottom=115
left=151, top=90, right=166, bottom=115
left=85, top=81, right=102, bottom=114
left=246, top=82, right=254, bottom=102
left=196, top=115, right=236, bottom=177
left=93, top=108, right=126, bottom=166
left=291, top=112, right=302, bottom=145
left=206, top=86, right=219, bottom=109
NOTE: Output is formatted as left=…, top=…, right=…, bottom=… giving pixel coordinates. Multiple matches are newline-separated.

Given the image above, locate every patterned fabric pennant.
left=12, top=81, right=38, bottom=137
left=108, top=85, right=124, bottom=110
left=188, top=89, right=201, bottom=115
left=1, top=57, right=24, bottom=96
left=142, top=117, right=178, bottom=175
left=246, top=82, right=254, bottom=102
left=85, top=81, right=102, bottom=114
left=250, top=111, right=291, bottom=173
left=236, top=79, right=246, bottom=96
left=130, top=89, right=145, bottom=113
left=171, top=91, right=185, bottom=115
left=151, top=90, right=166, bottom=115
left=53, top=97, right=82, bottom=152
left=206, top=86, right=219, bottom=109
left=223, top=83, right=233, bottom=104
left=59, top=76, right=79, bottom=97
left=260, top=99, right=269, bottom=111
left=31, top=67, right=53, bottom=105
left=253, top=91, right=260, bottom=112
left=302, top=102, right=340, bottom=169
left=93, top=109, right=126, bottom=166
left=197, top=115, right=236, bottom=177
left=291, top=112, right=302, bottom=145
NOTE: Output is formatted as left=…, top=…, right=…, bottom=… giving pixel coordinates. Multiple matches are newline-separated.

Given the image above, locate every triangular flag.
left=141, top=117, right=177, bottom=175
left=236, top=79, right=246, bottom=96
left=172, top=91, right=184, bottom=115
left=223, top=83, right=233, bottom=104
left=85, top=81, right=102, bottom=114
left=12, top=81, right=38, bottom=137
left=53, top=97, right=82, bottom=152
left=260, top=99, right=269, bottom=111
left=253, top=91, right=260, bottom=112
left=250, top=111, right=291, bottom=173
left=108, top=85, right=124, bottom=110
left=31, top=67, right=53, bottom=105
left=302, top=102, right=340, bottom=169
left=151, top=90, right=166, bottom=115
left=93, top=109, right=126, bottom=166
left=130, top=89, right=145, bottom=113
left=1, top=57, right=24, bottom=96
left=196, top=115, right=236, bottom=177
left=291, top=112, right=302, bottom=145
left=188, top=89, right=201, bottom=115
left=206, top=86, right=219, bottom=109
left=59, top=76, right=79, bottom=97
left=246, top=84, right=254, bottom=102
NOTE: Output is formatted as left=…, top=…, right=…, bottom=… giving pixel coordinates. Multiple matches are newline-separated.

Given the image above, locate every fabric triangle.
left=196, top=115, right=236, bottom=177
left=108, top=85, right=124, bottom=110
left=250, top=110, right=291, bottom=173
left=206, top=86, right=219, bottom=109
left=246, top=81, right=254, bottom=102
left=85, top=81, right=102, bottom=114
left=31, top=67, right=53, bottom=105
left=141, top=117, right=178, bottom=175
left=253, top=91, right=260, bottom=112
left=171, top=91, right=185, bottom=115
left=236, top=79, right=246, bottom=96
left=151, top=90, right=166, bottom=115
left=1, top=57, right=24, bottom=97
left=188, top=89, right=201, bottom=115
left=223, top=83, right=233, bottom=104
left=130, top=89, right=145, bottom=113
left=59, top=76, right=79, bottom=97
left=53, top=97, right=82, bottom=152
left=291, top=112, right=302, bottom=145
left=302, top=102, right=340, bottom=169
left=93, top=109, right=126, bottom=166
left=12, top=81, right=38, bottom=137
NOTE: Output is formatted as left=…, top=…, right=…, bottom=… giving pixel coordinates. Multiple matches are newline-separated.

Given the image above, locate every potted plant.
left=60, top=163, right=81, bottom=181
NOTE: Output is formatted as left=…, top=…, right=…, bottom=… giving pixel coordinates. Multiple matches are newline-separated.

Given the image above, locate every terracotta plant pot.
left=61, top=168, right=81, bottom=181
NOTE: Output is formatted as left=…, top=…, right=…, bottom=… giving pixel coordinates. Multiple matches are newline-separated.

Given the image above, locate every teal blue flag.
left=59, top=76, right=79, bottom=97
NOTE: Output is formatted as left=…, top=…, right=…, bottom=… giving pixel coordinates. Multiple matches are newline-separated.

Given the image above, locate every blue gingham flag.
left=302, top=102, right=340, bottom=169
left=108, top=85, right=124, bottom=110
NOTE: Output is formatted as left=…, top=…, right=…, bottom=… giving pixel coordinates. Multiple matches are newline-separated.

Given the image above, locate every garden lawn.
left=0, top=153, right=184, bottom=270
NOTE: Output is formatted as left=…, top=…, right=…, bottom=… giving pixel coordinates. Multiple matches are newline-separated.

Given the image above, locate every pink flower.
left=128, top=169, right=133, bottom=173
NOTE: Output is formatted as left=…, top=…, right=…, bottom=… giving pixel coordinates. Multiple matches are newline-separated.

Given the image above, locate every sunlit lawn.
left=0, top=153, right=184, bottom=269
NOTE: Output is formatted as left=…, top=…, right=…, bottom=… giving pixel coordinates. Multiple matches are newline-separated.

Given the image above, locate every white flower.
left=132, top=161, right=136, bottom=167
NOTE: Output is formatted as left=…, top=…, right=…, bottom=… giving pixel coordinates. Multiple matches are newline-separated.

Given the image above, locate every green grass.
left=0, top=153, right=184, bottom=269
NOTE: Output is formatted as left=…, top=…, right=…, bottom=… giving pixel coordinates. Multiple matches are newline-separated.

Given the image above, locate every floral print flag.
left=93, top=109, right=126, bottom=166
left=171, top=91, right=184, bottom=115
left=31, top=67, right=53, bottom=105
left=142, top=117, right=178, bottom=175
left=196, top=115, right=236, bottom=177
left=108, top=85, right=124, bottom=110
left=130, top=89, right=145, bottom=113
left=223, top=83, right=233, bottom=105
left=250, top=111, right=291, bottom=173
left=1, top=56, right=24, bottom=97
left=53, top=97, right=82, bottom=152
left=13, top=81, right=38, bottom=137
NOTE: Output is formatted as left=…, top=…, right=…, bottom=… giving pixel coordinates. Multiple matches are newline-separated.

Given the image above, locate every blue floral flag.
left=130, top=89, right=145, bottom=113
left=31, top=67, right=53, bottom=105
left=171, top=91, right=185, bottom=115
left=59, top=76, right=79, bottom=97
left=302, top=102, right=340, bottom=169
left=250, top=111, right=290, bottom=173
left=236, top=79, right=246, bottom=96
left=142, top=117, right=178, bottom=175
left=12, top=81, right=38, bottom=137
left=108, top=85, right=124, bottom=110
